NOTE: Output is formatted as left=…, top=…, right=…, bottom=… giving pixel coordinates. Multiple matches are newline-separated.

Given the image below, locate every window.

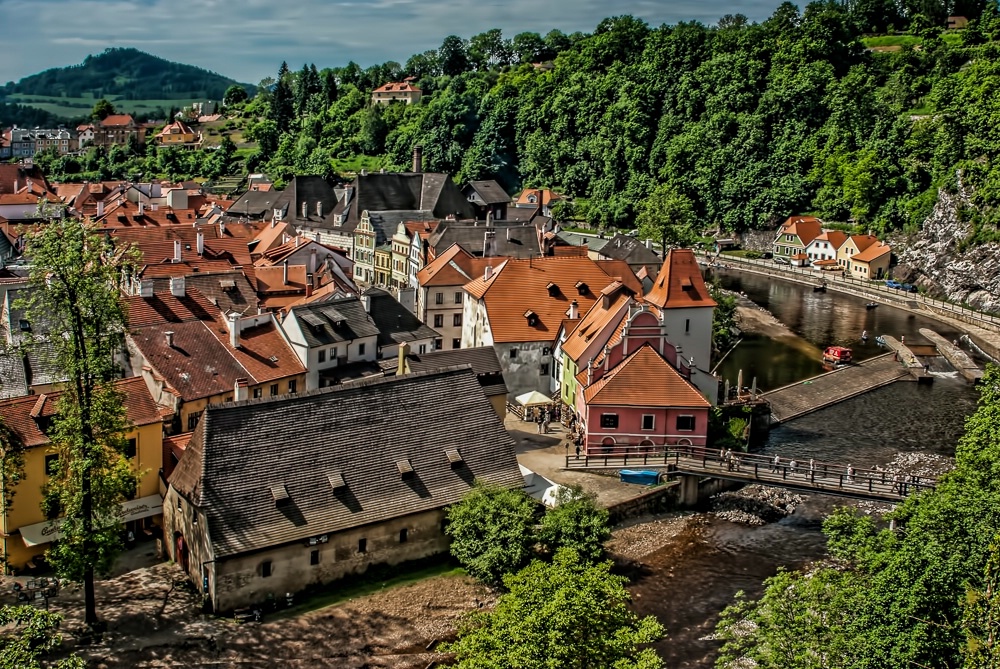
left=434, top=314, right=444, bottom=328
left=600, top=414, right=619, bottom=429
left=642, top=415, right=655, bottom=431
left=542, top=346, right=551, bottom=356
left=331, top=346, right=338, bottom=358
left=44, top=453, right=59, bottom=476
left=358, top=343, right=365, bottom=355
left=288, top=380, right=297, bottom=394
left=318, top=349, right=326, bottom=363
left=310, top=549, right=320, bottom=566
left=435, top=292, right=444, bottom=305
left=454, top=291, right=462, bottom=304
left=540, top=363, right=550, bottom=376
left=676, top=415, right=696, bottom=431
left=270, top=384, right=279, bottom=397
left=435, top=338, right=444, bottom=350
left=125, top=438, right=137, bottom=459
left=509, top=348, right=517, bottom=359
left=262, top=560, right=272, bottom=578
left=453, top=314, right=462, bottom=327
left=399, top=528, right=408, bottom=543
left=252, top=387, right=262, bottom=399
left=452, top=338, right=461, bottom=349
left=685, top=319, right=690, bottom=333
left=187, top=411, right=203, bottom=430
left=419, top=344, right=427, bottom=354
left=358, top=538, right=367, bottom=553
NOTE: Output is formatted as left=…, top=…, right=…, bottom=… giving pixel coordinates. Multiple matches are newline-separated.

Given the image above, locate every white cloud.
left=0, top=0, right=778, bottom=85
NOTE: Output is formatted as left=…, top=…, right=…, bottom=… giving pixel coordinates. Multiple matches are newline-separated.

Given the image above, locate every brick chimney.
left=412, top=145, right=422, bottom=173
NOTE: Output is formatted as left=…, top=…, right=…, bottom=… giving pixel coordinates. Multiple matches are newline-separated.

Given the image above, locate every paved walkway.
left=762, top=353, right=909, bottom=424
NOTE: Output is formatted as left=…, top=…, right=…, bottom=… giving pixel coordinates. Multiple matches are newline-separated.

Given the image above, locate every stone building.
left=163, top=367, right=521, bottom=613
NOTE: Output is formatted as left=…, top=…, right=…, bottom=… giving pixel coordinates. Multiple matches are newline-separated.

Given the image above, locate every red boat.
left=823, top=346, right=852, bottom=365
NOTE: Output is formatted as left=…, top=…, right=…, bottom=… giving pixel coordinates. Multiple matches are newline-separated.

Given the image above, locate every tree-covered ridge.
left=233, top=1, right=1000, bottom=239
left=1, top=48, right=252, bottom=101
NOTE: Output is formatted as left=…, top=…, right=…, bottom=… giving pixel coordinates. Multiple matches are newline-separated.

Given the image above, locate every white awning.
left=18, top=494, right=164, bottom=547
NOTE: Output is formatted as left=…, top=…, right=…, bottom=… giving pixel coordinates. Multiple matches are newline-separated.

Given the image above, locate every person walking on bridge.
left=771, top=454, right=780, bottom=473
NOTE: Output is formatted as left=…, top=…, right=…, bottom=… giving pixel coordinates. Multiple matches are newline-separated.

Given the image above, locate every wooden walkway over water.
left=761, top=353, right=909, bottom=425
left=564, top=447, right=933, bottom=503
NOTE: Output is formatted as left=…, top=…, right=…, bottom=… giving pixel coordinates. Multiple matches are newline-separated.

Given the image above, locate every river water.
left=627, top=269, right=981, bottom=668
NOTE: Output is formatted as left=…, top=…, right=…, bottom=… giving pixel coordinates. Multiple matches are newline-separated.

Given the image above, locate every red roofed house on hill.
left=573, top=308, right=710, bottom=455
left=773, top=215, right=823, bottom=266
left=94, top=114, right=146, bottom=148
left=372, top=78, right=422, bottom=105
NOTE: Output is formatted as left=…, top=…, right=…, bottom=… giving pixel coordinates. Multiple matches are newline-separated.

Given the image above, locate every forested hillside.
left=1, top=48, right=250, bottom=102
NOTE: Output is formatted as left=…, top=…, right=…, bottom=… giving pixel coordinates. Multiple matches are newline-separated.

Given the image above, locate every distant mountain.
left=0, top=47, right=253, bottom=104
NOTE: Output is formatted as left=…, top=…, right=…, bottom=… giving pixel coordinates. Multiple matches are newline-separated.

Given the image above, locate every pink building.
left=575, top=307, right=710, bottom=454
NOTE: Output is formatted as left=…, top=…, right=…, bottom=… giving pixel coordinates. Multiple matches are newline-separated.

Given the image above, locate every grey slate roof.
left=288, top=297, right=379, bottom=348
left=464, top=180, right=511, bottom=205
left=265, top=176, right=340, bottom=227
left=428, top=221, right=543, bottom=259
left=324, top=172, right=475, bottom=232
left=404, top=346, right=507, bottom=397
left=229, top=189, right=282, bottom=218
left=169, top=367, right=523, bottom=558
left=599, top=233, right=661, bottom=269
left=0, top=351, right=27, bottom=398
left=363, top=288, right=438, bottom=348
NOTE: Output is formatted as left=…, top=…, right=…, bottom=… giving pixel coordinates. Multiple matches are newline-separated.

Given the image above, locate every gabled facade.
left=416, top=243, right=496, bottom=350
left=804, top=230, right=848, bottom=266
left=773, top=216, right=823, bottom=263
left=837, top=234, right=879, bottom=270
left=574, top=310, right=710, bottom=455
left=372, top=80, right=423, bottom=105
left=849, top=241, right=892, bottom=279
left=462, top=180, right=510, bottom=220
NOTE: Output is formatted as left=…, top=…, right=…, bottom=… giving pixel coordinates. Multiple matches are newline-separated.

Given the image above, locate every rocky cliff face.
left=892, top=186, right=1000, bottom=313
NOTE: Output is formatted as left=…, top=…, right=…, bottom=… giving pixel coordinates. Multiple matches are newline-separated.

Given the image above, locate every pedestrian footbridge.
left=564, top=447, right=934, bottom=504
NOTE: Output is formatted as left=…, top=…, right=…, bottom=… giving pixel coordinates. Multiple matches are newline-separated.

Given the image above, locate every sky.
left=0, top=0, right=780, bottom=85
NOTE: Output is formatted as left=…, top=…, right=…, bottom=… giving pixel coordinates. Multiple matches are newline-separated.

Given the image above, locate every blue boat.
left=619, top=470, right=661, bottom=485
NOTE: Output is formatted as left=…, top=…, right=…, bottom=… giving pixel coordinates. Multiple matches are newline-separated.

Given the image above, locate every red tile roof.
left=464, top=256, right=622, bottom=343
left=584, top=344, right=710, bottom=408
left=561, top=289, right=632, bottom=363
left=644, top=249, right=716, bottom=310
left=594, top=259, right=643, bottom=296
left=852, top=241, right=891, bottom=263
left=811, top=230, right=848, bottom=250
left=0, top=377, right=162, bottom=449
left=100, top=114, right=136, bottom=127
left=515, top=189, right=560, bottom=206
left=373, top=81, right=422, bottom=93
left=847, top=234, right=879, bottom=254
left=777, top=216, right=822, bottom=246
left=417, top=243, right=499, bottom=287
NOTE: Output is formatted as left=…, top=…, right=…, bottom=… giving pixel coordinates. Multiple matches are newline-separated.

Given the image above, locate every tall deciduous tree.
left=439, top=35, right=470, bottom=76
left=444, top=549, right=665, bottom=668
left=18, top=218, right=139, bottom=628
left=637, top=184, right=697, bottom=253
left=537, top=485, right=610, bottom=562
left=963, top=534, right=1000, bottom=667
left=90, top=98, right=115, bottom=121
left=0, top=605, right=84, bottom=668
left=445, top=482, right=538, bottom=587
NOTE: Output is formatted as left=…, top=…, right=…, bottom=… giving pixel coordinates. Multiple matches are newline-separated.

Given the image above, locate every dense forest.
left=0, top=48, right=250, bottom=102
left=29, top=1, right=1000, bottom=244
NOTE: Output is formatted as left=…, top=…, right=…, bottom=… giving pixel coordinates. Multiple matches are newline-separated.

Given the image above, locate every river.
left=627, top=269, right=981, bottom=668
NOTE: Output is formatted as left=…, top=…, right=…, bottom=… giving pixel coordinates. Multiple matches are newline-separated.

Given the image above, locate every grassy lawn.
left=7, top=93, right=200, bottom=120
left=332, top=154, right=388, bottom=175
left=863, top=34, right=923, bottom=49
left=269, top=560, right=467, bottom=621
left=941, top=31, right=964, bottom=45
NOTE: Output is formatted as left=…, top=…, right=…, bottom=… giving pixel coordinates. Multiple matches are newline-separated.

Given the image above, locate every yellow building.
left=156, top=121, right=200, bottom=147
left=849, top=241, right=892, bottom=280
left=836, top=234, right=879, bottom=271
left=0, top=377, right=166, bottom=572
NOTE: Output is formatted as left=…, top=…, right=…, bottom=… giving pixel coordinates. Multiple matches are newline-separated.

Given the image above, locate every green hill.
left=0, top=48, right=253, bottom=118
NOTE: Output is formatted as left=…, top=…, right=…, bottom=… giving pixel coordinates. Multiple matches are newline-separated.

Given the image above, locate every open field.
left=862, top=34, right=923, bottom=49
left=6, top=93, right=196, bottom=120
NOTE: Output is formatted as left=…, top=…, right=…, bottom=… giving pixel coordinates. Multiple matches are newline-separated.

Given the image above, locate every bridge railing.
left=565, top=446, right=936, bottom=496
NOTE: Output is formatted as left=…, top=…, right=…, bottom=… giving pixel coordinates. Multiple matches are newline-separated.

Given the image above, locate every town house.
left=163, top=367, right=522, bottom=613
left=363, top=288, right=439, bottom=359
left=773, top=216, right=823, bottom=265
left=849, top=241, right=892, bottom=280
left=416, top=243, right=497, bottom=351
left=462, top=180, right=510, bottom=220
left=837, top=234, right=880, bottom=271
left=0, top=377, right=165, bottom=571
left=804, top=230, right=848, bottom=269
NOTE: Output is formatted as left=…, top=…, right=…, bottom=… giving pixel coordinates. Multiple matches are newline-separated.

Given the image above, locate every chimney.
left=234, top=378, right=249, bottom=402
left=485, top=265, right=494, bottom=281
left=362, top=293, right=371, bottom=313
left=139, top=278, right=154, bottom=297
left=568, top=300, right=579, bottom=319
left=164, top=331, right=175, bottom=348
left=412, top=145, right=423, bottom=173
left=283, top=259, right=289, bottom=285
left=219, top=219, right=226, bottom=236
left=138, top=200, right=145, bottom=215
left=271, top=218, right=276, bottom=228
left=196, top=231, right=204, bottom=255
left=587, top=358, right=593, bottom=386
left=295, top=236, right=301, bottom=248
left=309, top=248, right=317, bottom=274
left=397, top=341, right=411, bottom=377
left=96, top=200, right=105, bottom=217
left=301, top=201, right=308, bottom=218
left=228, top=313, right=242, bottom=349
left=645, top=239, right=652, bottom=249
left=306, top=274, right=314, bottom=297
left=173, top=240, right=182, bottom=263
left=603, top=346, right=611, bottom=372
left=169, top=276, right=185, bottom=297
left=316, top=200, right=323, bottom=218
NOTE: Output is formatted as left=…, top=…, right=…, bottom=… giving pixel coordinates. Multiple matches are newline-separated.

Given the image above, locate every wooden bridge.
left=564, top=447, right=934, bottom=503
left=761, top=352, right=910, bottom=425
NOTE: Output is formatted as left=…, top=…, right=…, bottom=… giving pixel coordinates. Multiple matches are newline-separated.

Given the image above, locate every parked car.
left=901, top=283, right=918, bottom=293
left=885, top=280, right=902, bottom=289
left=774, top=256, right=790, bottom=265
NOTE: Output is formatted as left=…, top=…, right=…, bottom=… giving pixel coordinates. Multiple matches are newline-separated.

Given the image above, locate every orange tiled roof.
left=583, top=344, right=710, bottom=408
left=560, top=290, right=632, bottom=363
left=515, top=189, right=560, bottom=206
left=777, top=216, right=822, bottom=246
left=847, top=234, right=879, bottom=254
left=256, top=264, right=307, bottom=293
left=811, top=230, right=848, bottom=250
left=644, top=249, right=716, bottom=310
left=373, top=81, right=422, bottom=93
left=852, top=241, right=891, bottom=263
left=465, top=256, right=622, bottom=343
left=417, top=243, right=500, bottom=288
left=100, top=114, right=136, bottom=127
left=594, top=259, right=643, bottom=296
left=0, top=377, right=162, bottom=449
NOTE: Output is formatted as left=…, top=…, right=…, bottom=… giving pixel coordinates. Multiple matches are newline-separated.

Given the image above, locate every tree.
left=444, top=549, right=665, bottom=668
left=963, top=534, right=1000, bottom=667
left=537, top=485, right=610, bottom=562
left=637, top=184, right=697, bottom=253
left=439, top=35, right=470, bottom=76
left=321, top=69, right=338, bottom=105
left=512, top=32, right=552, bottom=64
left=223, top=84, right=248, bottom=107
left=18, top=219, right=139, bottom=628
left=0, top=605, right=84, bottom=668
left=90, top=98, right=115, bottom=121
left=445, top=482, right=538, bottom=586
